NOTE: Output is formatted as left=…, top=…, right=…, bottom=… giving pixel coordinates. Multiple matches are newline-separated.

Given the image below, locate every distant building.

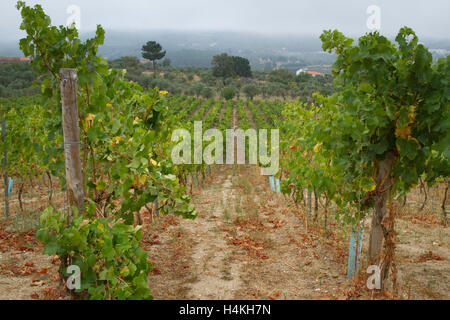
left=295, top=68, right=304, bottom=76
left=305, top=71, right=325, bottom=77
left=296, top=69, right=325, bottom=77
left=0, top=57, right=30, bottom=63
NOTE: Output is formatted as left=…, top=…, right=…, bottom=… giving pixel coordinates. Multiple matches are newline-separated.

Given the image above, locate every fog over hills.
left=0, top=30, right=336, bottom=71
left=1, top=29, right=449, bottom=71
left=1, top=0, right=449, bottom=71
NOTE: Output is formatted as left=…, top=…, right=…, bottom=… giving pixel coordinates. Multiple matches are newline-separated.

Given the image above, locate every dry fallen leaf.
left=151, top=266, right=162, bottom=275
left=39, top=267, right=49, bottom=275
left=30, top=292, right=39, bottom=300
left=31, top=280, right=44, bottom=287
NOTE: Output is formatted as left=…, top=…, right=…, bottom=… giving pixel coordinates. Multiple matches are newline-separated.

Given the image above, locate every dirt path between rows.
left=183, top=173, right=241, bottom=299
left=144, top=165, right=240, bottom=299
left=144, top=163, right=449, bottom=300
left=245, top=101, right=257, bottom=129
left=217, top=103, right=226, bottom=123
left=144, top=164, right=353, bottom=300
left=0, top=162, right=447, bottom=300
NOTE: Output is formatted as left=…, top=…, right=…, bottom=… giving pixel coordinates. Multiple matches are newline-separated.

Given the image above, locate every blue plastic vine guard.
left=275, top=179, right=280, bottom=194
left=269, top=176, right=275, bottom=192
left=8, top=178, right=13, bottom=195
left=347, top=226, right=364, bottom=279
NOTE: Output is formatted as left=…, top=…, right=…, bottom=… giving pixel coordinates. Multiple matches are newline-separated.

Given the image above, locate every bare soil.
left=143, top=164, right=449, bottom=300
left=0, top=165, right=448, bottom=300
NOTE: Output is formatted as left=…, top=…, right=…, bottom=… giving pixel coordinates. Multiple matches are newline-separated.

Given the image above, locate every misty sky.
left=1, top=0, right=449, bottom=41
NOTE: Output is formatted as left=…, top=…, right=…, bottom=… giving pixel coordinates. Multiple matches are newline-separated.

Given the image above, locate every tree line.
left=0, top=39, right=334, bottom=101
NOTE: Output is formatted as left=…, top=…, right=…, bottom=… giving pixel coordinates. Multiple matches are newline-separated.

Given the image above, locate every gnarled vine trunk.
left=368, top=152, right=394, bottom=267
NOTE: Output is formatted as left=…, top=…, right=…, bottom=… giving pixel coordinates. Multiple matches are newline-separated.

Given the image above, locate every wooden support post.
left=2, top=118, right=9, bottom=217
left=60, top=68, right=84, bottom=222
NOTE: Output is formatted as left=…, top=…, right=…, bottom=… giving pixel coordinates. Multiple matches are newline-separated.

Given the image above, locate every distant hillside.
left=93, top=30, right=336, bottom=71
left=1, top=30, right=449, bottom=70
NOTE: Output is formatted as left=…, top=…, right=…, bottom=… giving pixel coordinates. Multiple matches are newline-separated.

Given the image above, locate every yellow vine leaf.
left=395, top=125, right=411, bottom=139
left=313, top=142, right=322, bottom=153
left=133, top=117, right=141, bottom=125
left=133, top=175, right=148, bottom=187
left=362, top=183, right=377, bottom=192
left=408, top=136, right=419, bottom=144
left=361, top=177, right=377, bottom=192
left=85, top=113, right=96, bottom=121
left=110, top=136, right=124, bottom=147
left=408, top=105, right=416, bottom=123
left=84, top=113, right=96, bottom=130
